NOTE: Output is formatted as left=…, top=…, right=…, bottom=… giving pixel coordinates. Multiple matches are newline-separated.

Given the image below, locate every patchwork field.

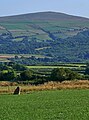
left=0, top=90, right=89, bottom=120
left=1, top=12, right=89, bottom=62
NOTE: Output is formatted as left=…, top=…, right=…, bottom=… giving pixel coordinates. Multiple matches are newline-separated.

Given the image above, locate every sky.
left=0, top=0, right=89, bottom=18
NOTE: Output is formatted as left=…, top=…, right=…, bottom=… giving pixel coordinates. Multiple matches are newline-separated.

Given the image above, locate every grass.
left=27, top=65, right=84, bottom=69
left=12, top=38, right=23, bottom=42
left=0, top=90, right=89, bottom=120
left=0, top=54, right=47, bottom=62
left=1, top=80, right=89, bottom=94
left=27, top=64, right=86, bottom=75
left=1, top=16, right=89, bottom=41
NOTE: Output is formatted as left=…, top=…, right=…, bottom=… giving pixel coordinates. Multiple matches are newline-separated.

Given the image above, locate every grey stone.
left=14, top=86, right=20, bottom=95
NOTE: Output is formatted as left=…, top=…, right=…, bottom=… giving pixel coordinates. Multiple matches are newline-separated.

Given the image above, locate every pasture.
left=27, top=63, right=86, bottom=77
left=0, top=90, right=89, bottom=120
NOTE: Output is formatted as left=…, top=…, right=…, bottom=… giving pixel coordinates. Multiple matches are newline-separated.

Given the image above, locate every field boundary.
left=0, top=80, right=89, bottom=94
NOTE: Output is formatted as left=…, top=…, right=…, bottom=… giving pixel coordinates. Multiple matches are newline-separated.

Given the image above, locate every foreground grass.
left=0, top=90, right=89, bottom=120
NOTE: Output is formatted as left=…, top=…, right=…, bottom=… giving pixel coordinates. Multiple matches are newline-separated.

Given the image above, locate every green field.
left=27, top=64, right=85, bottom=69
left=27, top=64, right=86, bottom=75
left=0, top=90, right=89, bottom=120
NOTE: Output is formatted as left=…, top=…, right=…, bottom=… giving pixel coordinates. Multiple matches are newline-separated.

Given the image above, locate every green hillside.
left=0, top=11, right=89, bottom=63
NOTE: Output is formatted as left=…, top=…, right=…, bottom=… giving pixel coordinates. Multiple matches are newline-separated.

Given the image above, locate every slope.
left=0, top=11, right=89, bottom=62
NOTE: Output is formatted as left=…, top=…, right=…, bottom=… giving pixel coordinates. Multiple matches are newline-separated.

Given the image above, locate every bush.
left=20, top=70, right=34, bottom=81
left=0, top=70, right=17, bottom=81
left=50, top=68, right=80, bottom=82
left=12, top=64, right=27, bottom=71
left=85, top=63, right=89, bottom=75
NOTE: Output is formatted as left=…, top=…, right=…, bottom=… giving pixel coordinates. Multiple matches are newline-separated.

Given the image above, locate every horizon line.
left=0, top=10, right=89, bottom=19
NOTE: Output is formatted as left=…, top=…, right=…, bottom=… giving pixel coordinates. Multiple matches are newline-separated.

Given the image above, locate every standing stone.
left=14, top=86, right=20, bottom=95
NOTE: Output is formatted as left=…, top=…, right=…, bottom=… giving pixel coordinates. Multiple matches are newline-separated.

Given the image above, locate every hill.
left=0, top=11, right=89, bottom=63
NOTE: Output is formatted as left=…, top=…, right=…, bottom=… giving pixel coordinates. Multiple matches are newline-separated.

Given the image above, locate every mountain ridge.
left=0, top=11, right=89, bottom=63
left=0, top=11, right=89, bottom=21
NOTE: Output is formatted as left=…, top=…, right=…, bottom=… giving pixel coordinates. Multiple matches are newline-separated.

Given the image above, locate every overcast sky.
left=0, top=0, right=89, bottom=18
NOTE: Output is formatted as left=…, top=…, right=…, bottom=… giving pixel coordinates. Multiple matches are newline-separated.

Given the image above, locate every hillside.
left=0, top=11, right=89, bottom=63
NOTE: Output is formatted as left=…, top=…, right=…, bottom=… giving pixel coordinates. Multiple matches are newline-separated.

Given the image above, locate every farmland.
left=0, top=90, right=89, bottom=120
left=1, top=9, right=89, bottom=120
left=0, top=60, right=87, bottom=86
left=1, top=12, right=89, bottom=62
left=0, top=53, right=86, bottom=74
left=27, top=63, right=86, bottom=77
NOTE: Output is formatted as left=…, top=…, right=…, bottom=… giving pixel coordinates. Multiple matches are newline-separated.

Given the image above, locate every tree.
left=50, top=68, right=80, bottom=82
left=0, top=70, right=17, bottom=81
left=68, top=70, right=79, bottom=80
left=5, top=70, right=17, bottom=81
left=0, top=64, right=10, bottom=71
left=20, top=70, right=33, bottom=81
left=85, top=63, right=89, bottom=75
left=12, top=64, right=27, bottom=71
left=50, top=68, right=67, bottom=82
left=15, top=55, right=19, bottom=59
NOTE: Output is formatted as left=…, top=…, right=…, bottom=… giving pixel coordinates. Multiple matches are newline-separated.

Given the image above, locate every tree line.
left=0, top=63, right=89, bottom=84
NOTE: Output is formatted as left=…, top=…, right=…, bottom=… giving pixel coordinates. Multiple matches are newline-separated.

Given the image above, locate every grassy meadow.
left=0, top=90, right=89, bottom=120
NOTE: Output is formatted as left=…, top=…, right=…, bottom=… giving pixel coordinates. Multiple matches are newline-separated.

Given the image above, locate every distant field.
left=0, top=54, right=86, bottom=75
left=27, top=64, right=86, bottom=69
left=0, top=90, right=89, bottom=120
left=0, top=54, right=47, bottom=62
left=27, top=64, right=86, bottom=75
left=0, top=54, right=86, bottom=68
left=0, top=54, right=46, bottom=58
